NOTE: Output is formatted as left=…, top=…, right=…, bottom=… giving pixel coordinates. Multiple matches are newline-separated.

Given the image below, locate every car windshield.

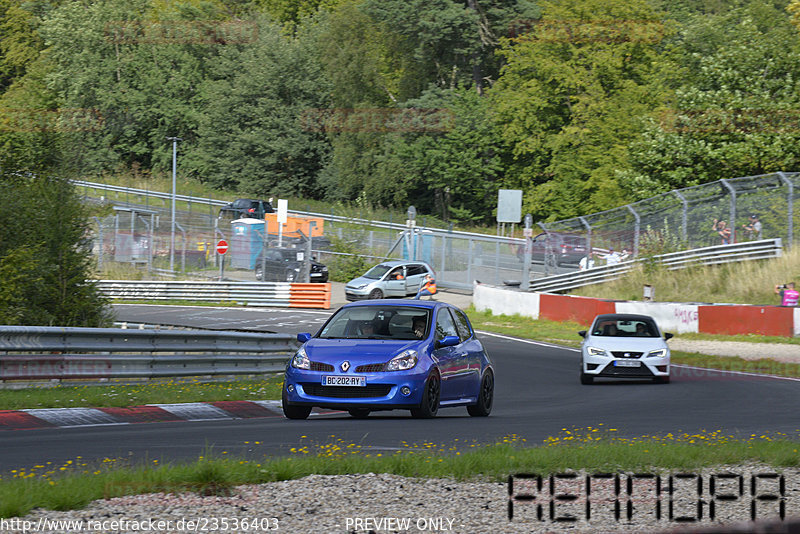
left=362, top=264, right=393, bottom=280
left=592, top=318, right=659, bottom=337
left=318, top=306, right=431, bottom=340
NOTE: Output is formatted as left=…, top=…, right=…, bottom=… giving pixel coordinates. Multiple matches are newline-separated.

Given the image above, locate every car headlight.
left=587, top=346, right=607, bottom=357
left=385, top=349, right=418, bottom=371
left=647, top=349, right=667, bottom=358
left=291, top=347, right=311, bottom=370
left=355, top=283, right=368, bottom=289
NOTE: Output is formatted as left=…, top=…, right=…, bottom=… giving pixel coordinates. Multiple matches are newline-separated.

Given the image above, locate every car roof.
left=373, top=260, right=431, bottom=267
left=341, top=299, right=446, bottom=311
left=593, top=314, right=657, bottom=323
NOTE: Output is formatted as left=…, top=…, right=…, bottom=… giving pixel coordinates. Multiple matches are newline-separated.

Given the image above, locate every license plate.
left=323, top=375, right=366, bottom=386
left=310, top=273, right=321, bottom=277
left=614, top=360, right=641, bottom=367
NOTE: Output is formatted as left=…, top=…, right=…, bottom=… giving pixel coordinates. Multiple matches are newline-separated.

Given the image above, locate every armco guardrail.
left=0, top=326, right=297, bottom=381
left=96, top=280, right=331, bottom=308
left=528, top=238, right=783, bottom=293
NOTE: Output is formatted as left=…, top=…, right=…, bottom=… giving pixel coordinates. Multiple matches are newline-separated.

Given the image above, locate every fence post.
left=778, top=172, right=794, bottom=249
left=720, top=179, right=736, bottom=242
left=673, top=190, right=688, bottom=244
left=537, top=222, right=551, bottom=276
left=441, top=232, right=447, bottom=275
left=626, top=205, right=640, bottom=257
left=467, top=239, right=473, bottom=285
left=495, top=240, right=500, bottom=286
left=578, top=216, right=592, bottom=255
left=521, top=214, right=533, bottom=291
left=94, top=217, right=104, bottom=272
left=175, top=221, right=187, bottom=272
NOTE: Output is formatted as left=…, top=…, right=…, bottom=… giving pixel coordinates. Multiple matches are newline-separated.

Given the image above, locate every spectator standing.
left=712, top=219, right=732, bottom=244
left=579, top=252, right=595, bottom=271
left=775, top=282, right=799, bottom=306
left=603, top=249, right=622, bottom=266
left=743, top=214, right=763, bottom=240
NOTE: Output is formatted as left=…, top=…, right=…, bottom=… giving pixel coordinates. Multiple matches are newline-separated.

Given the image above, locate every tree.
left=185, top=17, right=331, bottom=197
left=0, top=172, right=110, bottom=326
left=371, top=88, right=504, bottom=223
left=489, top=0, right=672, bottom=220
left=622, top=0, right=800, bottom=193
left=39, top=0, right=234, bottom=174
left=312, top=0, right=535, bottom=208
left=0, top=0, right=46, bottom=93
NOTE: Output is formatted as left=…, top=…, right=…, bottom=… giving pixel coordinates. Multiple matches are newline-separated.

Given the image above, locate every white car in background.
left=345, top=260, right=435, bottom=301
left=579, top=314, right=673, bottom=385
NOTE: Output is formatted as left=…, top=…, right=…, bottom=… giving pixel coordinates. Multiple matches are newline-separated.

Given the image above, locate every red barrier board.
left=698, top=305, right=794, bottom=337
left=539, top=294, right=616, bottom=325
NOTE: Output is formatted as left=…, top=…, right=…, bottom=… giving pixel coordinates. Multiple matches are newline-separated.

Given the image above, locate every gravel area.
left=670, top=339, right=800, bottom=363
left=4, top=466, right=799, bottom=533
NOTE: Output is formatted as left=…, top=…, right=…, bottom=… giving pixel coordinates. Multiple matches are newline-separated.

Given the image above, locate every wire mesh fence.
left=541, top=172, right=799, bottom=257
left=85, top=172, right=799, bottom=291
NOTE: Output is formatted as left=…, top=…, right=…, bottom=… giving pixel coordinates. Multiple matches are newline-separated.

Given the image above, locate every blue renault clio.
left=282, top=300, right=494, bottom=419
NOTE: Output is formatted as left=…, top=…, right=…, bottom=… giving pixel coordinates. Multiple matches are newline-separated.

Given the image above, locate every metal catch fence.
left=77, top=172, right=799, bottom=292
left=527, top=239, right=783, bottom=293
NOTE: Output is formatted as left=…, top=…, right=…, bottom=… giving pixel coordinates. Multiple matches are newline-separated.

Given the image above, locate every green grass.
left=0, top=376, right=283, bottom=411
left=575, top=247, right=800, bottom=305
left=1, top=430, right=798, bottom=518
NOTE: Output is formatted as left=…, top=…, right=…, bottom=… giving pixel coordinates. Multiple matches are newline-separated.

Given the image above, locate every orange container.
left=264, top=213, right=324, bottom=237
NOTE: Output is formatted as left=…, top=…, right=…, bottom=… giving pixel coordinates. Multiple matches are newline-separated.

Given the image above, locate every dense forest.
left=3, top=0, right=800, bottom=224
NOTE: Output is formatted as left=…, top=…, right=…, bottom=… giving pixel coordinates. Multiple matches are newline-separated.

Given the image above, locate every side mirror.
left=297, top=333, right=312, bottom=343
left=435, top=335, right=460, bottom=349
left=664, top=333, right=674, bottom=340
left=578, top=330, right=587, bottom=338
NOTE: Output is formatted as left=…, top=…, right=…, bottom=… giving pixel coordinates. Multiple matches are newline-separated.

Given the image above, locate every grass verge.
left=0, top=376, right=283, bottom=411
left=1, top=431, right=798, bottom=518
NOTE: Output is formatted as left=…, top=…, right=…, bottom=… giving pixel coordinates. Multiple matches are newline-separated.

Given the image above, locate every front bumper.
left=344, top=287, right=372, bottom=301
left=283, top=366, right=427, bottom=409
left=582, top=352, right=670, bottom=378
left=310, top=271, right=329, bottom=283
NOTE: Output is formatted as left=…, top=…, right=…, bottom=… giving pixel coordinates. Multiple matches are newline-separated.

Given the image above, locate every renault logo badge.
left=341, top=361, right=350, bottom=372
left=624, top=353, right=630, bottom=358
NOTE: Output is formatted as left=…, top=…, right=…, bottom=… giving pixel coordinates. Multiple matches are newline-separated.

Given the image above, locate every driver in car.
left=412, top=317, right=426, bottom=339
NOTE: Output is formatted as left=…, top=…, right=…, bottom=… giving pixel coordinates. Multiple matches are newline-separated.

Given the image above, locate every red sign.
left=216, top=239, right=229, bottom=255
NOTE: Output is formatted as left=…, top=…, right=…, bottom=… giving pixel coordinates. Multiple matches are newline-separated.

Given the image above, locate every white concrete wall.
left=472, top=284, right=799, bottom=336
left=795, top=308, right=800, bottom=337
left=613, top=302, right=699, bottom=334
left=473, top=283, right=540, bottom=319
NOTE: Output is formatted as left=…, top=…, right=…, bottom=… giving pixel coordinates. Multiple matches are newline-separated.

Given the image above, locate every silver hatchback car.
left=345, top=260, right=435, bottom=301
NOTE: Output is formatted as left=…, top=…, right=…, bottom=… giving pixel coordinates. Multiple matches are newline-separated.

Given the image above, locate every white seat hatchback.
left=579, top=314, right=673, bottom=385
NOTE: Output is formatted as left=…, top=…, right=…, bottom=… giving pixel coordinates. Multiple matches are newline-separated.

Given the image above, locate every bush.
left=326, top=235, right=372, bottom=282
left=0, top=172, right=111, bottom=326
